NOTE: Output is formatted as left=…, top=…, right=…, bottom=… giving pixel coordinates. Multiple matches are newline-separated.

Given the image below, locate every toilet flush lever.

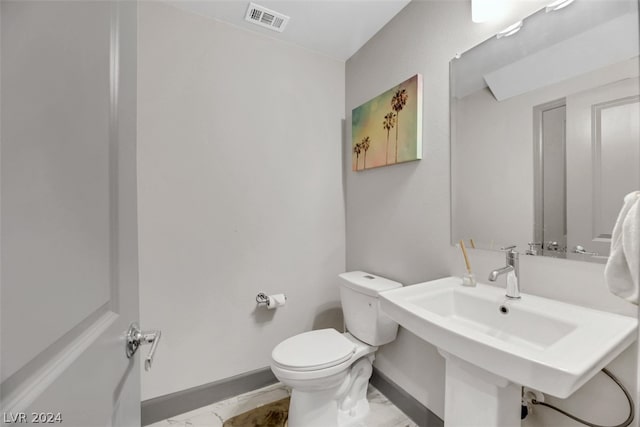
left=126, top=322, right=162, bottom=371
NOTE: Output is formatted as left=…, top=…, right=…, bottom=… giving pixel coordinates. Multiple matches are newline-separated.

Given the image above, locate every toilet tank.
left=339, top=271, right=403, bottom=346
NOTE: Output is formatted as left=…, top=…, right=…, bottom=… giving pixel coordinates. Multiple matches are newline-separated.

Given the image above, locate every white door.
left=566, top=77, right=640, bottom=261
left=1, top=1, right=143, bottom=425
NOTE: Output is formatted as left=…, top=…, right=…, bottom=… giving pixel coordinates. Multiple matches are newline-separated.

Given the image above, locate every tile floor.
left=148, top=382, right=418, bottom=427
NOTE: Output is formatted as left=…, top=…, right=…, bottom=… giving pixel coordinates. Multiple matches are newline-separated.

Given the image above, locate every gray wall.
left=345, top=1, right=638, bottom=425
left=138, top=2, right=346, bottom=400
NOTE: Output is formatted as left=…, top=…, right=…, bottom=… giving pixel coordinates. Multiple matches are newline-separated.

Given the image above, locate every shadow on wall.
left=312, top=303, right=344, bottom=332
left=252, top=305, right=277, bottom=324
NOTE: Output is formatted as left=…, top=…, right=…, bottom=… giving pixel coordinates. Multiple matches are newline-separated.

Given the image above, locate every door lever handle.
left=126, top=323, right=162, bottom=371
left=141, top=330, right=161, bottom=371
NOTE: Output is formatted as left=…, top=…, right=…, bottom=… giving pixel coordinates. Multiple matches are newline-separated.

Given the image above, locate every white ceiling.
left=166, top=0, right=412, bottom=60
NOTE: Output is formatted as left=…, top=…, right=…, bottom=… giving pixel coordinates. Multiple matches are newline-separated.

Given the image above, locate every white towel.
left=605, top=191, right=640, bottom=304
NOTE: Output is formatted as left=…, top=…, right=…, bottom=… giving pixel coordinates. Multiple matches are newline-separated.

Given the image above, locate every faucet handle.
left=526, top=242, right=542, bottom=256
left=500, top=245, right=519, bottom=261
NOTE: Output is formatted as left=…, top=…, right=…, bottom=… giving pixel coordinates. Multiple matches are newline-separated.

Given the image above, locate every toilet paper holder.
left=256, top=293, right=270, bottom=304
left=256, top=292, right=287, bottom=307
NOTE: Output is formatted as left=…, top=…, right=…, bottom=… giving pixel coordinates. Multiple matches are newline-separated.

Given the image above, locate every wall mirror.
left=451, top=0, right=639, bottom=263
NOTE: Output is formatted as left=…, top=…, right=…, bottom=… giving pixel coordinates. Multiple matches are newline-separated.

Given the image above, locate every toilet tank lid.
left=339, top=271, right=402, bottom=297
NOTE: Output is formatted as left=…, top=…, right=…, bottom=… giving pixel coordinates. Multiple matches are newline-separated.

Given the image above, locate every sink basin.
left=379, top=276, right=637, bottom=399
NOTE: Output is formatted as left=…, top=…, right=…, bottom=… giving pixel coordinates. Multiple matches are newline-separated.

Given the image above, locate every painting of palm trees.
left=352, top=74, right=422, bottom=171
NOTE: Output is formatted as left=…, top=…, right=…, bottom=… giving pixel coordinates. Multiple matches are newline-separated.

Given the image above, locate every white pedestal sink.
left=379, top=277, right=637, bottom=427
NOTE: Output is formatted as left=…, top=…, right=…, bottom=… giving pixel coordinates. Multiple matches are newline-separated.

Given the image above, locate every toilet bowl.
left=270, top=272, right=402, bottom=427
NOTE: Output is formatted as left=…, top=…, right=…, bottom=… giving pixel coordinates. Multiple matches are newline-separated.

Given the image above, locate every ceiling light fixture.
left=545, top=0, right=575, bottom=13
left=496, top=20, right=523, bottom=39
left=471, top=0, right=508, bottom=23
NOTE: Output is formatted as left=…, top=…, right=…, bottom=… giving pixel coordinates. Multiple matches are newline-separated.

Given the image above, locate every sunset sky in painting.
left=351, top=74, right=422, bottom=171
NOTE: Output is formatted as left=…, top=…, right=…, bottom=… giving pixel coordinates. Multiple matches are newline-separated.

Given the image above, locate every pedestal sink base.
left=440, top=351, right=521, bottom=427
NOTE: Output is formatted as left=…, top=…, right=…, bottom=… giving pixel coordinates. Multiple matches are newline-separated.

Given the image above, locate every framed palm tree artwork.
left=351, top=74, right=422, bottom=171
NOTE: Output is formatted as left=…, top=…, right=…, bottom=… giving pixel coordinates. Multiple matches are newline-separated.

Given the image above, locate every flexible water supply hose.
left=531, top=368, right=634, bottom=427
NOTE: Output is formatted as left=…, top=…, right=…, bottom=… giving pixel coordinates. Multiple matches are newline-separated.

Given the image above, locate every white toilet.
left=270, top=271, right=402, bottom=427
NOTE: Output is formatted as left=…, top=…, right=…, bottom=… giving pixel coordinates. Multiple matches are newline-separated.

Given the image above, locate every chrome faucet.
left=488, top=246, right=520, bottom=299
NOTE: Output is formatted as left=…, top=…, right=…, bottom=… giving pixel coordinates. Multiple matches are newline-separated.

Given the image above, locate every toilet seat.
left=270, top=331, right=378, bottom=384
left=272, top=329, right=356, bottom=371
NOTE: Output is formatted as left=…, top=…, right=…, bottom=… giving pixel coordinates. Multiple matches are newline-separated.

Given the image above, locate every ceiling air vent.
left=245, top=3, right=290, bottom=33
